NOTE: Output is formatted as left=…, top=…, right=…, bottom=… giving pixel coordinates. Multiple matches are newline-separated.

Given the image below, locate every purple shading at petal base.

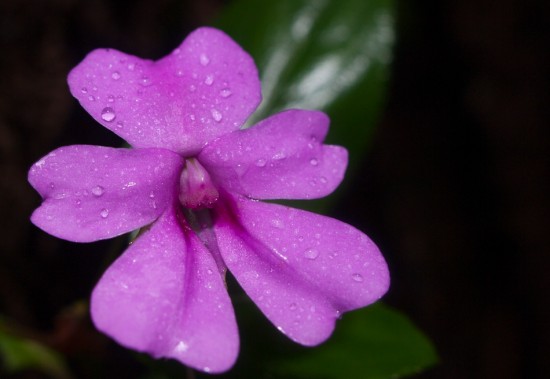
left=214, top=195, right=389, bottom=346
left=68, top=27, right=261, bottom=155
left=29, top=145, right=183, bottom=242
left=91, top=206, right=239, bottom=373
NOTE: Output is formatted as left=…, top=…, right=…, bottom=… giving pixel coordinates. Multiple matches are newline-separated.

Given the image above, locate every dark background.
left=1, top=0, right=548, bottom=378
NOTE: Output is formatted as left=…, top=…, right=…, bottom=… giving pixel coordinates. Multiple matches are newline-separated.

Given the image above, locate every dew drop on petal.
left=199, top=53, right=210, bottom=66
left=255, top=159, right=266, bottom=167
left=352, top=273, right=364, bottom=282
left=88, top=95, right=95, bottom=101
left=91, top=185, right=104, bottom=197
left=271, top=219, right=284, bottom=229
left=111, top=71, right=121, bottom=80
left=304, top=249, right=319, bottom=260
left=220, top=88, right=232, bottom=98
left=81, top=87, right=88, bottom=94
left=100, top=208, right=109, bottom=218
left=272, top=152, right=286, bottom=160
left=140, top=76, right=151, bottom=86
left=101, top=107, right=116, bottom=122
left=116, top=121, right=124, bottom=129
left=204, top=74, right=214, bottom=86
left=320, top=176, right=328, bottom=184
left=127, top=63, right=135, bottom=71
left=107, top=94, right=115, bottom=103
left=189, top=84, right=196, bottom=92
left=310, top=158, right=319, bottom=166
left=210, top=108, right=223, bottom=122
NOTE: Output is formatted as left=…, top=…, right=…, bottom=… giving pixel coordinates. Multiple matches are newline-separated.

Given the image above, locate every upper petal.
left=68, top=27, right=261, bottom=155
left=28, top=145, right=182, bottom=242
left=199, top=110, right=347, bottom=200
left=213, top=195, right=389, bottom=345
left=91, top=206, right=239, bottom=373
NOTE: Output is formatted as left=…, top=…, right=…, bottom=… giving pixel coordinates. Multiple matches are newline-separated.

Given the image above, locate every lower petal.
left=91, top=206, right=238, bottom=373
left=213, top=195, right=389, bottom=346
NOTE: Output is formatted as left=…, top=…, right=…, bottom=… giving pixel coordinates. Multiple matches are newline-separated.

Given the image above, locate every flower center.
left=178, top=158, right=219, bottom=209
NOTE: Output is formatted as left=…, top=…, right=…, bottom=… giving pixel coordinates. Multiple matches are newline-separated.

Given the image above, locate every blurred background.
left=0, top=0, right=548, bottom=378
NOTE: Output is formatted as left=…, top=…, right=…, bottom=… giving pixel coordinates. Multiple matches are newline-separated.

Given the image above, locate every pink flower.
left=28, top=27, right=389, bottom=373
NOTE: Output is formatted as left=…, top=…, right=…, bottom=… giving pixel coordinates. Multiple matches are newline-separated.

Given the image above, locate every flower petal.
left=91, top=206, right=239, bottom=373
left=214, top=195, right=389, bottom=345
left=199, top=110, right=347, bottom=200
left=68, top=27, right=261, bottom=155
left=28, top=145, right=182, bottom=242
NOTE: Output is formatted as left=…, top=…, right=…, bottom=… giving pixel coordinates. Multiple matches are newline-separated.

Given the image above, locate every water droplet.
left=255, top=159, right=266, bottom=167
left=352, top=273, right=364, bottom=282
left=140, top=76, right=151, bottom=86
left=204, top=74, right=214, bottom=86
left=75, top=199, right=82, bottom=206
left=220, top=88, right=232, bottom=98
left=107, top=94, right=115, bottom=103
left=100, top=208, right=109, bottom=218
left=189, top=84, right=196, bottom=92
left=320, top=176, right=328, bottom=184
left=111, top=71, right=121, bottom=80
left=271, top=219, right=284, bottom=229
left=304, top=249, right=319, bottom=260
left=116, top=121, right=124, bottom=129
left=149, top=191, right=155, bottom=198
left=272, top=152, right=286, bottom=160
left=210, top=108, right=223, bottom=122
left=310, top=158, right=319, bottom=166
left=101, top=107, right=116, bottom=122
left=81, top=87, right=88, bottom=94
left=289, top=303, right=297, bottom=310
left=54, top=192, right=67, bottom=200
left=127, top=63, right=135, bottom=71
left=199, top=53, right=210, bottom=66
left=175, top=70, right=184, bottom=77
left=190, top=114, right=196, bottom=121
left=88, top=95, right=95, bottom=101
left=91, top=185, right=104, bottom=196
left=174, top=341, right=188, bottom=353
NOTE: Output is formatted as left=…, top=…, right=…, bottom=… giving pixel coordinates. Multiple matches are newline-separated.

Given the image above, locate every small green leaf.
left=0, top=319, right=71, bottom=379
left=269, top=303, right=438, bottom=379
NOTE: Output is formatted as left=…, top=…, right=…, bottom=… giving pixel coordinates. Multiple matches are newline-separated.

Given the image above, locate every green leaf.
left=268, top=303, right=438, bottom=379
left=0, top=318, right=71, bottom=379
left=216, top=0, right=395, bottom=173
